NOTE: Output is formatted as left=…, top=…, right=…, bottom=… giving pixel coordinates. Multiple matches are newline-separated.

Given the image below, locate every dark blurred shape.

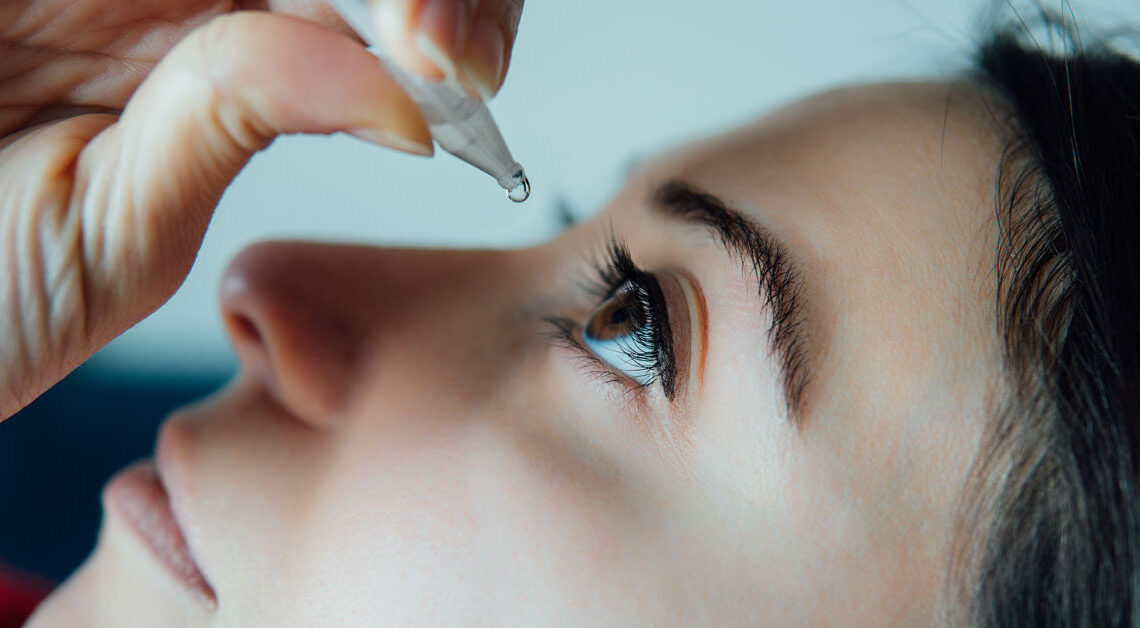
left=0, top=363, right=229, bottom=584
left=0, top=561, right=53, bottom=627
left=554, top=196, right=579, bottom=228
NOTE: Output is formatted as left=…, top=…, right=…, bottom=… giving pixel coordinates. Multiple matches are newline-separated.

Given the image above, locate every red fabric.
left=0, top=563, right=52, bottom=628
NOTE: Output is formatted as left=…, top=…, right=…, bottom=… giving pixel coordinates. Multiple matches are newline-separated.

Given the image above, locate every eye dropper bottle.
left=327, top=0, right=530, bottom=202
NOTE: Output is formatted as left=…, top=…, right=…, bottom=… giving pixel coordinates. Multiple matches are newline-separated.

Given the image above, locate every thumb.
left=374, top=0, right=525, bottom=101
left=77, top=11, right=432, bottom=332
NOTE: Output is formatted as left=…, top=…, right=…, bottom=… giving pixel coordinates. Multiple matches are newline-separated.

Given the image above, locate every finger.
left=76, top=11, right=432, bottom=332
left=459, top=0, right=523, bottom=100
left=0, top=113, right=119, bottom=420
left=373, top=0, right=524, bottom=100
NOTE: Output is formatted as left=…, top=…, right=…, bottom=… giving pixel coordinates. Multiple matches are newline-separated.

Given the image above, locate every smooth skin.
left=26, top=78, right=1004, bottom=624
left=0, top=0, right=525, bottom=419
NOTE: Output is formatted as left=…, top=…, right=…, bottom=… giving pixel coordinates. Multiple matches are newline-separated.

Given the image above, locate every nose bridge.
left=219, top=241, right=522, bottom=427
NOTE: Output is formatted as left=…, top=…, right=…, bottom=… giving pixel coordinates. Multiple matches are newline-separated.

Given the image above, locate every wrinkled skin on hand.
left=1, top=0, right=271, bottom=415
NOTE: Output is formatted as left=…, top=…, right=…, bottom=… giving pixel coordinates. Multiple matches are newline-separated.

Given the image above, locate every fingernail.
left=459, top=18, right=505, bottom=101
left=347, top=127, right=434, bottom=156
left=414, top=0, right=470, bottom=80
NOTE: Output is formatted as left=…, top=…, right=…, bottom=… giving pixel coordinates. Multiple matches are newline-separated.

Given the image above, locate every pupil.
left=610, top=308, right=629, bottom=325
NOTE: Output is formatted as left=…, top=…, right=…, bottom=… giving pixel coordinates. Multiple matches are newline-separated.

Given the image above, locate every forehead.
left=655, top=81, right=1005, bottom=241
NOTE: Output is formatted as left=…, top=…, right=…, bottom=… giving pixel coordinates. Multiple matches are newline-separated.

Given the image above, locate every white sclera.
left=582, top=333, right=655, bottom=386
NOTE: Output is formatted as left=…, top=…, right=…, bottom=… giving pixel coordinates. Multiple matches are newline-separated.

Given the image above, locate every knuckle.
left=183, top=13, right=274, bottom=154
left=195, top=12, right=242, bottom=54
left=192, top=12, right=256, bottom=82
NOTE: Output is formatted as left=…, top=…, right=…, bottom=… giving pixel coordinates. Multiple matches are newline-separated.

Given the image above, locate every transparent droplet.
left=507, top=175, right=531, bottom=203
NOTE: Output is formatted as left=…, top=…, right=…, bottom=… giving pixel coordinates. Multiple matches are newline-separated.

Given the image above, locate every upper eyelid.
left=664, top=269, right=705, bottom=394
left=649, top=180, right=812, bottom=423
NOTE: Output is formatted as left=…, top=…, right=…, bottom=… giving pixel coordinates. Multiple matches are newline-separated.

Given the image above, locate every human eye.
left=546, top=239, right=680, bottom=400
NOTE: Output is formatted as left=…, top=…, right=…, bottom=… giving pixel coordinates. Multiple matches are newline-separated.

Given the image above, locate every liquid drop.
left=508, top=176, right=531, bottom=203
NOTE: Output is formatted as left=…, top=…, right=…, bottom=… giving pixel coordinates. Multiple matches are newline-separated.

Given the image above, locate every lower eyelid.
left=544, top=316, right=647, bottom=393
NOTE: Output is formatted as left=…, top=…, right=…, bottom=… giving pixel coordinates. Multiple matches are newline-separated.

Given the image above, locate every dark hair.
left=951, top=6, right=1140, bottom=627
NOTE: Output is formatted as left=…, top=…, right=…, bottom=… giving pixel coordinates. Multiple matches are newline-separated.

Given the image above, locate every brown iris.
left=585, top=288, right=647, bottom=342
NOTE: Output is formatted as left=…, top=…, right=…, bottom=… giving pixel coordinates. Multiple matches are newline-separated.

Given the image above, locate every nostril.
left=216, top=241, right=378, bottom=425
left=225, top=312, right=262, bottom=348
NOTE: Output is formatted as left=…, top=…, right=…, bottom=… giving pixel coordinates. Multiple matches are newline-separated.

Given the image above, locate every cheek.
left=270, top=409, right=659, bottom=624
left=278, top=428, right=481, bottom=623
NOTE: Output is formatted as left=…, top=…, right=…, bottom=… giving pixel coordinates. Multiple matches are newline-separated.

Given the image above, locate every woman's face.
left=33, top=81, right=1005, bottom=626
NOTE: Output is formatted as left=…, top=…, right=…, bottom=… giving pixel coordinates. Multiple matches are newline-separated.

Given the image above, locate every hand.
left=0, top=0, right=524, bottom=419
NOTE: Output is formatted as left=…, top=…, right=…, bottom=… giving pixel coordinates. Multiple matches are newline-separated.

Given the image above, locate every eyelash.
left=545, top=238, right=677, bottom=400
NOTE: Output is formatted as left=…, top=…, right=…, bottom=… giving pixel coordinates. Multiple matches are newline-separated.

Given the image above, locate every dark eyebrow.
left=650, top=179, right=811, bottom=423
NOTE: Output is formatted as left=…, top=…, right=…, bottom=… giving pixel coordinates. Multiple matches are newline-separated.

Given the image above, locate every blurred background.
left=2, top=0, right=1136, bottom=586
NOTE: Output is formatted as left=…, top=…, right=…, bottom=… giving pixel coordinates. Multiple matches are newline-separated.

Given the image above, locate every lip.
left=103, top=461, right=217, bottom=609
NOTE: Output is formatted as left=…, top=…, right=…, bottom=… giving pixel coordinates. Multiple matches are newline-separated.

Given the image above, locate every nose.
left=218, top=241, right=514, bottom=427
